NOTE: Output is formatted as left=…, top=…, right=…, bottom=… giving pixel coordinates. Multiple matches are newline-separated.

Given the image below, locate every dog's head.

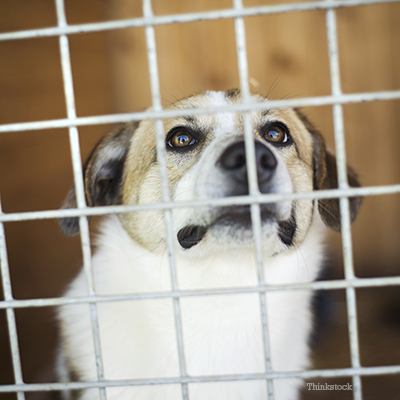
left=59, top=90, right=361, bottom=256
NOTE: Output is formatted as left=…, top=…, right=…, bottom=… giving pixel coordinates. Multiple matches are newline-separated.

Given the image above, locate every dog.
left=56, top=89, right=361, bottom=400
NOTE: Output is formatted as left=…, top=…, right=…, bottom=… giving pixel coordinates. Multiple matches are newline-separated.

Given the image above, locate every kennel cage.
left=0, top=0, right=400, bottom=399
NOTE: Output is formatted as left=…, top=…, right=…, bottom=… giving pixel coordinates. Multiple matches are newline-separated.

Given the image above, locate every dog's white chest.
left=95, top=292, right=269, bottom=399
left=100, top=293, right=265, bottom=375
left=181, top=294, right=266, bottom=375
left=59, top=216, right=324, bottom=400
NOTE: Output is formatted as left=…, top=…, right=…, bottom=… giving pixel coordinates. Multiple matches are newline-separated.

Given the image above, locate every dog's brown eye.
left=168, top=130, right=196, bottom=148
left=264, top=125, right=288, bottom=144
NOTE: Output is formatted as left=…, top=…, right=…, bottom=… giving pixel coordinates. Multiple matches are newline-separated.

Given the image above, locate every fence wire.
left=55, top=0, right=107, bottom=398
left=0, top=0, right=399, bottom=399
left=325, top=3, right=363, bottom=398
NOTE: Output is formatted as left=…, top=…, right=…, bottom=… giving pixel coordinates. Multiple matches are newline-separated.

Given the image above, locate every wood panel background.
left=0, top=0, right=399, bottom=399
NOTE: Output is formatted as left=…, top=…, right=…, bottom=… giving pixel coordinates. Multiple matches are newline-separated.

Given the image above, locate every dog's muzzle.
left=177, top=140, right=284, bottom=250
left=218, top=140, right=277, bottom=195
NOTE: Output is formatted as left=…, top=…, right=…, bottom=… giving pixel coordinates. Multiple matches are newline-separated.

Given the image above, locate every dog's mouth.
left=177, top=205, right=279, bottom=249
left=177, top=225, right=208, bottom=249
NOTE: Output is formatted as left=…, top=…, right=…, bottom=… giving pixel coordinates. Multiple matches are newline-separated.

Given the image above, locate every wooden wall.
left=0, top=0, right=399, bottom=399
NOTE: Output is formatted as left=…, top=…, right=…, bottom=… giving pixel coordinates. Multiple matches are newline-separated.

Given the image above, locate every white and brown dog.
left=57, top=90, right=361, bottom=400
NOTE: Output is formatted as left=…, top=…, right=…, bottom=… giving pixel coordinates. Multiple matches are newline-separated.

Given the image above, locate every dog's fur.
left=57, top=90, right=361, bottom=400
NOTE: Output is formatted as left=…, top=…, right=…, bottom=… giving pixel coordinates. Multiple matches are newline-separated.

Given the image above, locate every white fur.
left=58, top=212, right=325, bottom=400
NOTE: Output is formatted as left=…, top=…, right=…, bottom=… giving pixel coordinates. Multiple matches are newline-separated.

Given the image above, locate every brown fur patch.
left=59, top=123, right=137, bottom=236
left=68, top=365, right=83, bottom=400
left=225, top=88, right=241, bottom=99
left=295, top=109, right=362, bottom=231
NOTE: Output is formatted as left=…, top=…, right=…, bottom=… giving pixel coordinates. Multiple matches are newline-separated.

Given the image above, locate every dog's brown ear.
left=311, top=129, right=362, bottom=232
left=59, top=122, right=138, bottom=236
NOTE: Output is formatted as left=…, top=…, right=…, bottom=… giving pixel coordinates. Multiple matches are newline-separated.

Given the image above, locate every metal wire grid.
left=0, top=0, right=400, bottom=399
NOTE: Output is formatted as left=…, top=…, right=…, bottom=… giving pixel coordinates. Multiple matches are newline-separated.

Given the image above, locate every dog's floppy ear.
left=311, top=127, right=362, bottom=232
left=295, top=110, right=362, bottom=232
left=59, top=122, right=138, bottom=236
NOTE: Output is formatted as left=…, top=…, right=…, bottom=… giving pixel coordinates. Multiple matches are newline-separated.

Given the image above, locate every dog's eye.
left=264, top=125, right=289, bottom=144
left=167, top=130, right=196, bottom=148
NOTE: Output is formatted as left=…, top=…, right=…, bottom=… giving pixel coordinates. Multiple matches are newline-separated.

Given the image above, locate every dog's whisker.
left=266, top=69, right=286, bottom=99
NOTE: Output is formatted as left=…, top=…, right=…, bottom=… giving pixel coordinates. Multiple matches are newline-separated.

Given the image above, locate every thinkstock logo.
left=306, top=383, right=353, bottom=391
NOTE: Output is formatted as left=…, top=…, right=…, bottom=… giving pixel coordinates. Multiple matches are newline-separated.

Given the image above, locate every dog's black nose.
left=218, top=141, right=277, bottom=194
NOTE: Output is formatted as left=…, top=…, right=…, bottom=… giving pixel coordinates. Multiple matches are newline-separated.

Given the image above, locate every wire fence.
left=0, top=0, right=400, bottom=399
